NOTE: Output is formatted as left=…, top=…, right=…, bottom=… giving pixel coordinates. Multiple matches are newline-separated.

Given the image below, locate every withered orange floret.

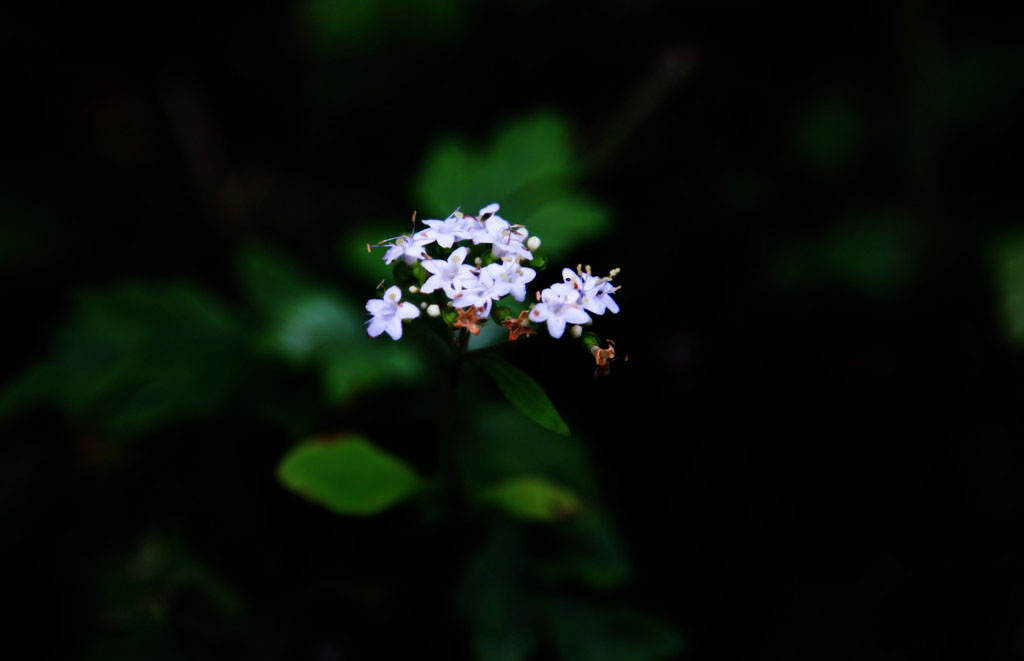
left=501, top=310, right=536, bottom=342
left=591, top=339, right=616, bottom=378
left=453, top=306, right=486, bottom=335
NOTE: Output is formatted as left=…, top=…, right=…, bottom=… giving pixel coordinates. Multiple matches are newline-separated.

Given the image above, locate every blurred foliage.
left=0, top=282, right=245, bottom=435
left=5, top=0, right=1023, bottom=657
left=771, top=213, right=922, bottom=300
left=461, top=520, right=674, bottom=661
left=302, top=0, right=461, bottom=52
left=482, top=475, right=582, bottom=522
left=793, top=93, right=863, bottom=171
left=993, top=235, right=1024, bottom=345
left=238, top=245, right=425, bottom=403
left=413, top=113, right=612, bottom=259
left=474, top=356, right=571, bottom=436
left=277, top=436, right=422, bottom=515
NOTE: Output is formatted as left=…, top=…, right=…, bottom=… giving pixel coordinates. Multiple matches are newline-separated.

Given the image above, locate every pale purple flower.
left=420, top=213, right=478, bottom=249
left=420, top=247, right=477, bottom=298
left=451, top=270, right=504, bottom=318
left=382, top=234, right=430, bottom=265
left=529, top=283, right=592, bottom=339
left=471, top=204, right=533, bottom=260
left=366, top=286, right=420, bottom=339
left=561, top=268, right=619, bottom=315
left=482, top=259, right=537, bottom=302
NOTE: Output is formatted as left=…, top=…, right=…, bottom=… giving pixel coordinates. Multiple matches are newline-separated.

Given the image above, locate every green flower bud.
left=580, top=332, right=601, bottom=351
left=492, top=306, right=513, bottom=323
left=527, top=254, right=548, bottom=271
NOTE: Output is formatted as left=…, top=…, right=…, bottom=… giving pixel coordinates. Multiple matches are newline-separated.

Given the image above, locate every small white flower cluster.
left=365, top=203, right=619, bottom=341
left=529, top=266, right=621, bottom=339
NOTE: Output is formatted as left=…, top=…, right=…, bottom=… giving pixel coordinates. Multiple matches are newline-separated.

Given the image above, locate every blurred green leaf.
left=483, top=476, right=582, bottom=522
left=994, top=234, right=1024, bottom=345
left=277, top=436, right=421, bottom=515
left=520, top=196, right=612, bottom=259
left=474, top=356, right=570, bottom=436
left=413, top=112, right=610, bottom=260
left=544, top=600, right=683, bottom=661
left=544, top=510, right=631, bottom=588
left=463, top=403, right=594, bottom=497
left=1, top=281, right=243, bottom=434
left=237, top=245, right=424, bottom=402
left=462, top=526, right=537, bottom=661
left=343, top=224, right=401, bottom=286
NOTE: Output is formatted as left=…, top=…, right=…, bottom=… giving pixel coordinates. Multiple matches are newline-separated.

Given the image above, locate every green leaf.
left=474, top=356, right=570, bottom=436
left=462, top=403, right=595, bottom=498
left=483, top=476, right=582, bottom=522
left=277, top=436, right=421, bottom=516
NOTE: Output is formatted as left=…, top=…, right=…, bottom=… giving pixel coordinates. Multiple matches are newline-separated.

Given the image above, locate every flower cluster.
left=365, top=204, right=620, bottom=363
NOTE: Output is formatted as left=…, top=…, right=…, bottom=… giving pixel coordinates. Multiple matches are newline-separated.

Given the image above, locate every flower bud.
left=527, top=236, right=541, bottom=251
left=569, top=324, right=583, bottom=339
left=527, top=254, right=547, bottom=271
left=408, top=285, right=419, bottom=294
left=492, top=306, right=513, bottom=323
left=580, top=332, right=601, bottom=351
left=442, top=307, right=459, bottom=326
left=426, top=304, right=441, bottom=318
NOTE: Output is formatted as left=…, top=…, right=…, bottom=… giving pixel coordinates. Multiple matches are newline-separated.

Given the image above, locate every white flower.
left=419, top=247, right=477, bottom=298
left=471, top=203, right=533, bottom=260
left=451, top=270, right=504, bottom=318
left=482, top=258, right=536, bottom=302
left=382, top=234, right=430, bottom=265
left=420, top=213, right=478, bottom=249
left=366, top=286, right=420, bottom=339
left=561, top=268, right=619, bottom=315
left=529, top=283, right=592, bottom=338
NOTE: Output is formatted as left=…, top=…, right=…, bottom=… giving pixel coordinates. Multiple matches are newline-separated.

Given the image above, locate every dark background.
left=2, top=0, right=1024, bottom=658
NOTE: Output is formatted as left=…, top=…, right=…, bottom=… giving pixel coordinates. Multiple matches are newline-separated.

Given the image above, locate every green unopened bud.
left=493, top=306, right=513, bottom=323
left=411, top=262, right=428, bottom=284
left=442, top=307, right=459, bottom=326
left=527, top=254, right=547, bottom=271
left=580, top=332, right=601, bottom=351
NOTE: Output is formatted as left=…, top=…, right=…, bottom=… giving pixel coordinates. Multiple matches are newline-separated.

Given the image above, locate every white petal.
left=564, top=307, right=592, bottom=325
left=397, top=302, right=420, bottom=320
left=384, top=317, right=404, bottom=340
left=367, top=318, right=387, bottom=337
left=546, top=316, right=567, bottom=339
